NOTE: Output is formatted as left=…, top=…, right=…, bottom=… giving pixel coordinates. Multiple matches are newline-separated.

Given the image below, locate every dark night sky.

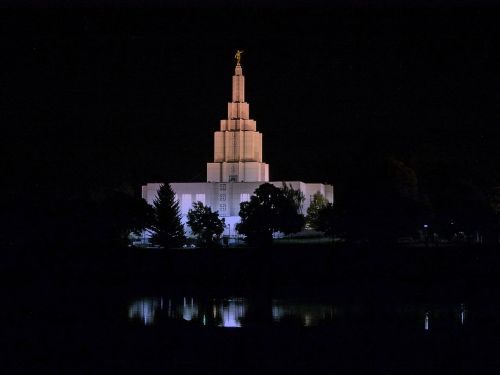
left=2, top=2, right=500, bottom=196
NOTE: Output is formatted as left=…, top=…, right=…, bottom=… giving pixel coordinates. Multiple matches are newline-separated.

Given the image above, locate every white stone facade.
left=141, top=59, right=334, bottom=237
left=142, top=181, right=334, bottom=235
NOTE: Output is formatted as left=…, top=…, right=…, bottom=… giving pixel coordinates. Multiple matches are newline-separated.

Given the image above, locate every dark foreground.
left=5, top=243, right=500, bottom=374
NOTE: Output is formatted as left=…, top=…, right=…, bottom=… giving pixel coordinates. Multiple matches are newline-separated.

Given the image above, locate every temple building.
left=142, top=54, right=334, bottom=236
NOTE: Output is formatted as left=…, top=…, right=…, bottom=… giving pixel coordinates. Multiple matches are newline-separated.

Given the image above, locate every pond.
left=120, top=292, right=500, bottom=373
left=8, top=282, right=500, bottom=374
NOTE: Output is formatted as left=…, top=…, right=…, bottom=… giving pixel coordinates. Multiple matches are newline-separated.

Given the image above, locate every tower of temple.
left=206, top=60, right=269, bottom=182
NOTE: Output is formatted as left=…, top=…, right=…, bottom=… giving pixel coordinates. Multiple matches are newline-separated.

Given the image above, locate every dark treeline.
left=331, top=156, right=499, bottom=244
left=0, top=182, right=151, bottom=251
left=1, top=155, right=498, bottom=255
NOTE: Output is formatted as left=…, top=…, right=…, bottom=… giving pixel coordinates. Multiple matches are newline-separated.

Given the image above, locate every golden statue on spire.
left=235, top=50, right=244, bottom=65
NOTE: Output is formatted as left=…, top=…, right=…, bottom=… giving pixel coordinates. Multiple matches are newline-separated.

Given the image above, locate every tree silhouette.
left=338, top=157, right=431, bottom=243
left=56, top=185, right=156, bottom=249
left=281, top=182, right=305, bottom=214
left=187, top=201, right=225, bottom=248
left=150, top=184, right=185, bottom=248
left=236, top=183, right=305, bottom=246
left=316, top=203, right=338, bottom=237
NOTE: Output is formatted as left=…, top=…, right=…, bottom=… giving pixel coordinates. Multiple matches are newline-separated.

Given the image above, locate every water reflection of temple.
left=129, top=297, right=248, bottom=328
left=128, top=297, right=337, bottom=327
left=127, top=297, right=468, bottom=331
left=128, top=298, right=162, bottom=326
left=175, top=297, right=247, bottom=328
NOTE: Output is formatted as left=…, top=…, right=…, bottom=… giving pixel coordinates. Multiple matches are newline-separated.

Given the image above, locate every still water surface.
left=128, top=296, right=467, bottom=330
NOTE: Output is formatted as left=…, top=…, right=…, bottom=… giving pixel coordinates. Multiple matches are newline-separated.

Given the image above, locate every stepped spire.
left=206, top=51, right=270, bottom=182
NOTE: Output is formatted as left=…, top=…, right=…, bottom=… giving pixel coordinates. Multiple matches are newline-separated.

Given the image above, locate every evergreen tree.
left=150, top=183, right=185, bottom=248
left=187, top=202, right=225, bottom=248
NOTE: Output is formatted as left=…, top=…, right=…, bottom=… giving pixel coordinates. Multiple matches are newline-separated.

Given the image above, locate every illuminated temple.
left=142, top=56, right=334, bottom=236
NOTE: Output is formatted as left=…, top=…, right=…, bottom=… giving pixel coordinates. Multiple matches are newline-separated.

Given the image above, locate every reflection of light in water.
left=217, top=299, right=247, bottom=328
left=157, top=297, right=247, bottom=327
left=460, top=304, right=466, bottom=325
left=182, top=297, right=198, bottom=321
left=128, top=298, right=161, bottom=326
left=128, top=298, right=467, bottom=330
left=272, top=300, right=334, bottom=326
left=304, top=314, right=312, bottom=327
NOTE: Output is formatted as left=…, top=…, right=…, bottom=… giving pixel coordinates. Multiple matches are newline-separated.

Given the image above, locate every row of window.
left=178, top=192, right=252, bottom=213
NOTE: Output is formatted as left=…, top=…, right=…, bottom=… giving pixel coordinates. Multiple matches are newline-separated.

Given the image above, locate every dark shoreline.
left=8, top=242, right=500, bottom=292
